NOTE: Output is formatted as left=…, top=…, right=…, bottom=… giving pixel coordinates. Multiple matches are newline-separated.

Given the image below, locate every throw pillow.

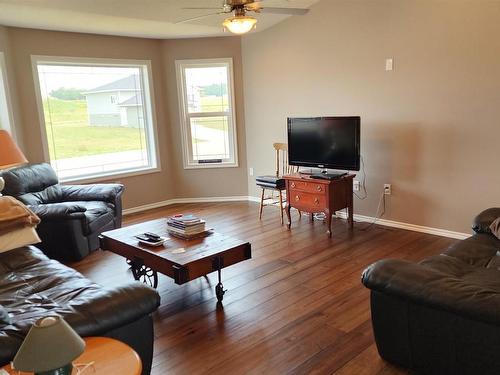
left=489, top=217, right=500, bottom=240
left=0, top=226, right=41, bottom=253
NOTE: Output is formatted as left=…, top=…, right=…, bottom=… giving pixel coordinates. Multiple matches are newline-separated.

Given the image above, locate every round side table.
left=2, top=337, right=142, bottom=375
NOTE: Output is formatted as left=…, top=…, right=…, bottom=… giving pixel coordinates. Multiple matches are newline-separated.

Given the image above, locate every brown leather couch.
left=362, top=208, right=500, bottom=375
left=0, top=246, right=160, bottom=375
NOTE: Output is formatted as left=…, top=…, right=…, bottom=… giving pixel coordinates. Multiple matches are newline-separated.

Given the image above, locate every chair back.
left=273, top=143, right=298, bottom=177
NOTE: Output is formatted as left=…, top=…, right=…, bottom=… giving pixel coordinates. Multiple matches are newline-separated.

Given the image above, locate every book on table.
left=167, top=214, right=207, bottom=238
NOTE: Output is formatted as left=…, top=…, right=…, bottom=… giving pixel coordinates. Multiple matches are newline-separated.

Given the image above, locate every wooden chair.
left=255, top=143, right=300, bottom=224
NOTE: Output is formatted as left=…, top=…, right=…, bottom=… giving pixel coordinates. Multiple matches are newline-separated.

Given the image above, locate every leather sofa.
left=0, top=163, right=124, bottom=261
left=0, top=246, right=160, bottom=375
left=362, top=208, right=500, bottom=375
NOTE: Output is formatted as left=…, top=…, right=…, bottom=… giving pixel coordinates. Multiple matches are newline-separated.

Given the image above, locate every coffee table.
left=99, top=218, right=251, bottom=303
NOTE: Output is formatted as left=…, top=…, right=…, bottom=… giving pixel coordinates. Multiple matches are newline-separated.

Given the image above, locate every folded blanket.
left=0, top=196, right=41, bottom=236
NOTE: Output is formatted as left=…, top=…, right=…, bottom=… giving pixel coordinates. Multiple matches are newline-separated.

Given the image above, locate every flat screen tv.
left=287, top=116, right=360, bottom=171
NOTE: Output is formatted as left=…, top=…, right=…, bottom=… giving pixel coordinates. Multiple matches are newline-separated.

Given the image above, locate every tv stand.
left=284, top=173, right=354, bottom=237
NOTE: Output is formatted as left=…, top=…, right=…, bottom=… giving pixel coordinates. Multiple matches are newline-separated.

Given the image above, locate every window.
left=32, top=56, right=159, bottom=182
left=0, top=52, right=15, bottom=136
left=176, top=58, right=238, bottom=168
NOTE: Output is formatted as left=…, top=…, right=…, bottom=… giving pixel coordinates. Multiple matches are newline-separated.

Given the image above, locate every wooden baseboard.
left=123, top=195, right=471, bottom=240
left=123, top=196, right=252, bottom=215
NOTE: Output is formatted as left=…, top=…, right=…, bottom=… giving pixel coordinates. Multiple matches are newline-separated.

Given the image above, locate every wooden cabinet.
left=284, top=174, right=355, bottom=237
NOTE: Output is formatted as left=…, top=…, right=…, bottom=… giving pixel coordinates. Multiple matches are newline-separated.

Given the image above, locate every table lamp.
left=13, top=316, right=85, bottom=375
left=0, top=129, right=27, bottom=195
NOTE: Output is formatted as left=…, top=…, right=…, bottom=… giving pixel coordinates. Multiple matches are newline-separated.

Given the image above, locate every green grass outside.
left=43, top=95, right=228, bottom=159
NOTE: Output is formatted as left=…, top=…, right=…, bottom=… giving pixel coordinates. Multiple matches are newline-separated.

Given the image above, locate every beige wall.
left=2, top=28, right=248, bottom=209
left=162, top=37, right=248, bottom=198
left=242, top=0, right=500, bottom=234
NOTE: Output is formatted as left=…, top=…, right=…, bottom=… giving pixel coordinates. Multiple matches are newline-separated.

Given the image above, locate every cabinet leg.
left=348, top=202, right=354, bottom=230
left=325, top=210, right=332, bottom=237
left=279, top=189, right=284, bottom=225
left=285, top=204, right=292, bottom=230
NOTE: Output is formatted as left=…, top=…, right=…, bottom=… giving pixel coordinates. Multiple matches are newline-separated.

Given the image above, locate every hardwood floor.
left=70, top=202, right=457, bottom=374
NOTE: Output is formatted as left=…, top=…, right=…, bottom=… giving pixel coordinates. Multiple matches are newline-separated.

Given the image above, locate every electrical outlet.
left=353, top=180, right=360, bottom=191
left=249, top=167, right=254, bottom=176
left=384, top=184, right=392, bottom=195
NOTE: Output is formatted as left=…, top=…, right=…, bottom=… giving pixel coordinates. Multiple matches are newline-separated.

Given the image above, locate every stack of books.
left=167, top=214, right=206, bottom=239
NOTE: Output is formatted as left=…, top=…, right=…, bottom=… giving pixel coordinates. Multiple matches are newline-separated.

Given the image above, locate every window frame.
left=31, top=55, right=161, bottom=183
left=0, top=51, right=16, bottom=138
left=175, top=58, right=239, bottom=169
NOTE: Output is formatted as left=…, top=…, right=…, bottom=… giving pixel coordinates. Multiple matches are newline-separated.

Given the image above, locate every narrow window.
left=176, top=58, right=238, bottom=168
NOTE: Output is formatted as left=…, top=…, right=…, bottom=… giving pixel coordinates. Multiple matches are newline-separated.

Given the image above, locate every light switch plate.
left=385, top=58, right=394, bottom=71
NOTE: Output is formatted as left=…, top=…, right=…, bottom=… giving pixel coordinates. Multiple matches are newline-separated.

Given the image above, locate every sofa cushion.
left=443, top=234, right=500, bottom=267
left=1, top=163, right=58, bottom=197
left=0, top=246, right=160, bottom=365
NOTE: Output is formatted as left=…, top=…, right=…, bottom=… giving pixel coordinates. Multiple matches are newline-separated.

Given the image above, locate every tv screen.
left=287, top=117, right=360, bottom=171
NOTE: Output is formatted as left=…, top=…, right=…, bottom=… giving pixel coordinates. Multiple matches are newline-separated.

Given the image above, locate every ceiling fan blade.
left=175, top=12, right=226, bottom=24
left=257, top=7, right=309, bottom=15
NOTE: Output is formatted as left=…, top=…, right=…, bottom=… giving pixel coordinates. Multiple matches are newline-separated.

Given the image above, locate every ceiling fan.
left=177, top=0, right=310, bottom=35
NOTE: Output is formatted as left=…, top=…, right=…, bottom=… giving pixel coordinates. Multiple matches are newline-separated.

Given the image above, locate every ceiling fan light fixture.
left=223, top=15, right=257, bottom=35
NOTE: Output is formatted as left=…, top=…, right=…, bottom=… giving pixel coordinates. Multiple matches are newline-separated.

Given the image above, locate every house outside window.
left=175, top=58, right=238, bottom=169
left=32, top=56, right=160, bottom=182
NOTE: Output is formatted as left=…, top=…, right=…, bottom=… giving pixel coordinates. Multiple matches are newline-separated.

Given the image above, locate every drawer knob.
left=291, top=182, right=296, bottom=188
left=295, top=195, right=300, bottom=202
left=316, top=185, right=323, bottom=192
left=314, top=198, right=320, bottom=204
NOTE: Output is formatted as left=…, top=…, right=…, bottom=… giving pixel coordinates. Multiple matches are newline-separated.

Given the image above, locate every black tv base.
left=311, top=172, right=348, bottom=180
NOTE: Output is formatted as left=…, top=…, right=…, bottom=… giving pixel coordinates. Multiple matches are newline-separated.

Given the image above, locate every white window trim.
left=31, top=55, right=161, bottom=183
left=175, top=58, right=239, bottom=169
left=0, top=52, right=16, bottom=139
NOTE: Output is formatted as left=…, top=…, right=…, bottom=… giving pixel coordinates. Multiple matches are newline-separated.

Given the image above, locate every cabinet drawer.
left=288, top=180, right=327, bottom=194
left=289, top=191, right=326, bottom=209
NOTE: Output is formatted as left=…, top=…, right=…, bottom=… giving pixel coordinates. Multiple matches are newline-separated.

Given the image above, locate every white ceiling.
left=0, top=0, right=320, bottom=39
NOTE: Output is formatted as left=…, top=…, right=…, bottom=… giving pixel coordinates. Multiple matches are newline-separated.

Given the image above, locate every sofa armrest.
left=29, top=203, right=87, bottom=220
left=472, top=207, right=500, bottom=234
left=362, top=258, right=500, bottom=325
left=61, top=184, right=124, bottom=203
left=64, top=283, right=160, bottom=336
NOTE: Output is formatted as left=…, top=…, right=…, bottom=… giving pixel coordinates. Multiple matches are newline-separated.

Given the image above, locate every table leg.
left=213, top=256, right=226, bottom=303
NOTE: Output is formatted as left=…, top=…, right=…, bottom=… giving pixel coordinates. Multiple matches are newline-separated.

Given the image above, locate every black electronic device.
left=287, top=116, right=360, bottom=172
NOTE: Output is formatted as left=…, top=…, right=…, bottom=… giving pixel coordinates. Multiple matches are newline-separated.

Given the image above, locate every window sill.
left=59, top=167, right=161, bottom=185
left=183, top=162, right=239, bottom=170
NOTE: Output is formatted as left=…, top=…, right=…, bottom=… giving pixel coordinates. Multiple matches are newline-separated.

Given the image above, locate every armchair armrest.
left=362, top=258, right=500, bottom=325
left=64, top=283, right=160, bottom=336
left=29, top=203, right=87, bottom=220
left=61, top=184, right=124, bottom=203
left=472, top=207, right=500, bottom=234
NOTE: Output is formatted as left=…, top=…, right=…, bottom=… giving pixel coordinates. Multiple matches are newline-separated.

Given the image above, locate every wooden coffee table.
left=99, top=219, right=251, bottom=303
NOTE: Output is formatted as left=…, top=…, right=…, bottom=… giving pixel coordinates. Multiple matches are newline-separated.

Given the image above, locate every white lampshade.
left=223, top=15, right=257, bottom=35
left=13, top=316, right=85, bottom=372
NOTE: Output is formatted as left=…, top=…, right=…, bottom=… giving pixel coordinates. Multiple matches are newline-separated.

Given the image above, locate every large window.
left=176, top=58, right=238, bottom=168
left=32, top=57, right=159, bottom=181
